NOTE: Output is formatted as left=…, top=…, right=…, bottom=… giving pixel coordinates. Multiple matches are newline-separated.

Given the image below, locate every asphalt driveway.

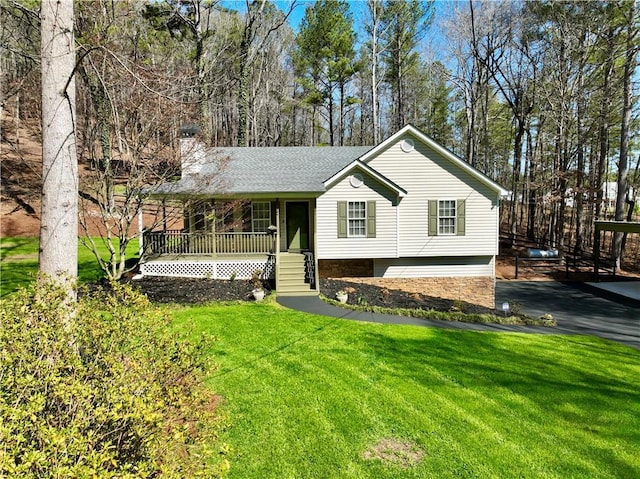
left=496, top=281, right=640, bottom=350
left=279, top=281, right=640, bottom=350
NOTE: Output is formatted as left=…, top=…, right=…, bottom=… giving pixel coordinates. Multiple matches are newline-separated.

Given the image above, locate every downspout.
left=275, top=202, right=280, bottom=289
left=313, top=198, right=319, bottom=291
left=396, top=195, right=400, bottom=259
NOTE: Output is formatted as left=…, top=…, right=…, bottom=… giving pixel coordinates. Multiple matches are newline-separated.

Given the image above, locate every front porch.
left=139, top=230, right=317, bottom=295
left=143, top=230, right=275, bottom=257
left=139, top=196, right=319, bottom=294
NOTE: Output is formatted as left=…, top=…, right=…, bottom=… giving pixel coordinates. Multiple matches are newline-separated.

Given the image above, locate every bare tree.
left=236, top=0, right=296, bottom=146
left=613, top=0, right=638, bottom=268
left=486, top=2, right=538, bottom=239
left=39, top=0, right=78, bottom=299
left=364, top=0, right=387, bottom=144
left=74, top=0, right=190, bottom=281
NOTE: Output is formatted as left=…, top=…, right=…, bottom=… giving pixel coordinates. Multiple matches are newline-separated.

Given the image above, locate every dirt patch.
left=362, top=438, right=424, bottom=469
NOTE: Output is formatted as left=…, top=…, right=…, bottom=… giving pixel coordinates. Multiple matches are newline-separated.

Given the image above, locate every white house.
left=141, top=125, right=508, bottom=308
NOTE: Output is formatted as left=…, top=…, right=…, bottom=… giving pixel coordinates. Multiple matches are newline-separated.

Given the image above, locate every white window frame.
left=438, top=199, right=457, bottom=236
left=347, top=201, right=367, bottom=237
left=251, top=202, right=271, bottom=233
left=193, top=200, right=211, bottom=232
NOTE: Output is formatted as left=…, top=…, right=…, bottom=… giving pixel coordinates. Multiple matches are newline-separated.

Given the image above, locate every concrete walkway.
left=277, top=281, right=640, bottom=350
left=587, top=280, right=640, bottom=302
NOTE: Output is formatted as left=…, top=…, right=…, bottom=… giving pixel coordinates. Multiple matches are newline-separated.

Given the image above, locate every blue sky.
left=219, top=0, right=452, bottom=58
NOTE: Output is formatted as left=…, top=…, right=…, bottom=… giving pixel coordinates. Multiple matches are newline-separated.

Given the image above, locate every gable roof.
left=323, top=159, right=407, bottom=198
left=150, top=146, right=373, bottom=196
left=148, top=125, right=507, bottom=198
left=360, top=124, right=509, bottom=196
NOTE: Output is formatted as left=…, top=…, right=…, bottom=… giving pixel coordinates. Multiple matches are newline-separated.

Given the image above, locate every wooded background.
left=1, top=0, right=639, bottom=265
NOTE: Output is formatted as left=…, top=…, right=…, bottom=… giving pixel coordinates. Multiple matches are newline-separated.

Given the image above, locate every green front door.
left=286, top=202, right=309, bottom=251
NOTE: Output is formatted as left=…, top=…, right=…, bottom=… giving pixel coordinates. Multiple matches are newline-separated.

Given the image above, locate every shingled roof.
left=150, top=145, right=373, bottom=196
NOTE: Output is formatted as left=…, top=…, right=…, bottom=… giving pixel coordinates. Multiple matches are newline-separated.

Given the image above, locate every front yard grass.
left=3, top=237, right=639, bottom=477
left=0, top=237, right=136, bottom=296
left=173, top=301, right=640, bottom=479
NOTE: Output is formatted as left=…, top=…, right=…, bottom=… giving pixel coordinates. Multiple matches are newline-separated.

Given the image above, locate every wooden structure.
left=515, top=256, right=567, bottom=279
left=594, top=221, right=640, bottom=280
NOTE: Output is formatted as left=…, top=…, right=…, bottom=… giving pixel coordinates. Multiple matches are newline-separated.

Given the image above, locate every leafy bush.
left=0, top=279, right=228, bottom=478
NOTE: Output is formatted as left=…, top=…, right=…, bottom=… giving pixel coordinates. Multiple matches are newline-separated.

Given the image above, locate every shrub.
left=0, top=279, right=228, bottom=478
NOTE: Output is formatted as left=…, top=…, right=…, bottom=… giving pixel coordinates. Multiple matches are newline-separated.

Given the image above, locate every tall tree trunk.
left=369, top=0, right=381, bottom=144
left=339, top=82, right=345, bottom=146
left=464, top=88, right=476, bottom=166
left=595, top=26, right=615, bottom=222
left=328, top=83, right=335, bottom=146
left=526, top=122, right=537, bottom=240
left=39, top=0, right=78, bottom=299
left=614, top=0, right=637, bottom=268
left=237, top=59, right=249, bottom=147
left=509, top=118, right=524, bottom=237
left=574, top=34, right=586, bottom=254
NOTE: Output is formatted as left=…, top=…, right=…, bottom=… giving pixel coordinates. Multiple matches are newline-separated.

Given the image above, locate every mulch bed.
left=320, top=279, right=494, bottom=315
left=127, top=276, right=266, bottom=303
left=125, top=276, right=495, bottom=314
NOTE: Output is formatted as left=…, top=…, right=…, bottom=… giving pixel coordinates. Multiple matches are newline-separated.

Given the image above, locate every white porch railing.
left=143, top=230, right=273, bottom=256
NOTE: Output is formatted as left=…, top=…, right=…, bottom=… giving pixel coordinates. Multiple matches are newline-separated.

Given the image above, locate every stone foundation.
left=332, top=276, right=496, bottom=309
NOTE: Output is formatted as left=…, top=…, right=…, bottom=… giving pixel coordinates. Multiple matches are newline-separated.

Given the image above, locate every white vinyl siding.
left=317, top=172, right=397, bottom=259
left=374, top=256, right=494, bottom=277
left=366, top=136, right=499, bottom=257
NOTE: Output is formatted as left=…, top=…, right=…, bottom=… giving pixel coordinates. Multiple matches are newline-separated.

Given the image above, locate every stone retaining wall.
left=318, top=259, right=374, bottom=278
left=331, top=275, right=495, bottom=309
left=318, top=259, right=495, bottom=309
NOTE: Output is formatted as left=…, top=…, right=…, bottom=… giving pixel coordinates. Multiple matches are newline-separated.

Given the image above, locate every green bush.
left=0, top=279, right=228, bottom=478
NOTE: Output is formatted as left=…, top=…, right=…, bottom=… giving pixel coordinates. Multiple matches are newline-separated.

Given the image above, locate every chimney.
left=179, top=124, right=203, bottom=177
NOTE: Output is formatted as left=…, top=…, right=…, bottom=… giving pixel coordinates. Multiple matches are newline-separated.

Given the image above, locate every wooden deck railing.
left=143, top=230, right=273, bottom=256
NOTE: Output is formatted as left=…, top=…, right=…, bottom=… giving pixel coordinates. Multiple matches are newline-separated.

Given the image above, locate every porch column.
left=312, top=198, right=320, bottom=291
left=138, top=206, right=144, bottom=258
left=275, top=202, right=281, bottom=283
left=594, top=225, right=600, bottom=281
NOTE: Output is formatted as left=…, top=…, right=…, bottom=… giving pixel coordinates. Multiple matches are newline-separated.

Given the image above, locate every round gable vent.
left=350, top=173, right=364, bottom=188
left=400, top=138, right=415, bottom=153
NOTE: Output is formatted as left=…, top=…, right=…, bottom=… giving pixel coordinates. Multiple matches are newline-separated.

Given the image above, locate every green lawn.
left=0, top=237, right=137, bottom=296
left=174, top=302, right=640, bottom=479
left=3, top=238, right=639, bottom=477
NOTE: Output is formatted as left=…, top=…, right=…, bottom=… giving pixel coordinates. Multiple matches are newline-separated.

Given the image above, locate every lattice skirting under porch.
left=140, top=259, right=275, bottom=280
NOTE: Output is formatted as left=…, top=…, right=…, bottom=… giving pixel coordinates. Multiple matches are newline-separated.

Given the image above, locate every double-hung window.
left=337, top=201, right=376, bottom=238
left=348, top=201, right=367, bottom=237
left=251, top=202, right=271, bottom=233
left=429, top=199, right=465, bottom=236
left=438, top=200, right=457, bottom=235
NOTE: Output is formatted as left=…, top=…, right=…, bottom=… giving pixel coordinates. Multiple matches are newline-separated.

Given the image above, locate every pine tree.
left=294, top=0, right=357, bottom=145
